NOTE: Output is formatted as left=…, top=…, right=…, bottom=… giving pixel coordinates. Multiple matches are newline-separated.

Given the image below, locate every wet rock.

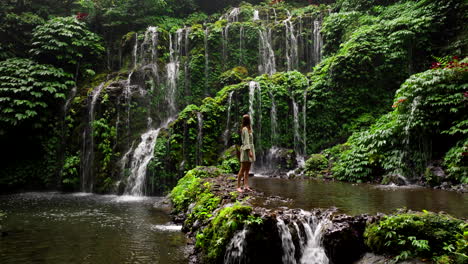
left=424, top=163, right=448, bottom=187
left=381, top=174, right=408, bottom=186
left=323, top=214, right=380, bottom=264
left=353, top=253, right=388, bottom=264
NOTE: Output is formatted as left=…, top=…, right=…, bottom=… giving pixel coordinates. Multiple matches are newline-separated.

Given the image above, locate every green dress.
left=240, top=127, right=256, bottom=162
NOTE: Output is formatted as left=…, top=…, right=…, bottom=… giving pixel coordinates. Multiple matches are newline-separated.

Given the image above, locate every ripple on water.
left=151, top=224, right=183, bottom=232
left=0, top=192, right=188, bottom=264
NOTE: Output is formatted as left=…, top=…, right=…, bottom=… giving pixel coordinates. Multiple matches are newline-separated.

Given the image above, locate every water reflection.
left=0, top=192, right=187, bottom=264
left=250, top=177, right=468, bottom=218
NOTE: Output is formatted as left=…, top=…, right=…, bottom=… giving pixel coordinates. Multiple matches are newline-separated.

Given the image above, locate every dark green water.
left=250, top=176, right=468, bottom=218
left=0, top=192, right=188, bottom=264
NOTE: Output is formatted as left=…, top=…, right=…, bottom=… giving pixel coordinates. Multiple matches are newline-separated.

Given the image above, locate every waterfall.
left=270, top=91, right=278, bottom=146
left=253, top=10, right=260, bottom=21
left=292, top=98, right=301, bottom=155
left=204, top=27, right=209, bottom=95
left=196, top=112, right=203, bottom=165
left=184, top=27, right=190, bottom=96
left=222, top=24, right=230, bottom=70
left=313, top=20, right=323, bottom=65
left=133, top=33, right=138, bottom=68
left=258, top=28, right=276, bottom=75
left=403, top=96, right=420, bottom=145
left=284, top=12, right=298, bottom=71
left=299, top=216, right=330, bottom=264
left=124, top=29, right=184, bottom=196
left=396, top=96, right=421, bottom=183
left=239, top=25, right=244, bottom=65
left=277, top=218, right=297, bottom=264
left=303, top=89, right=307, bottom=155
left=81, top=82, right=106, bottom=192
left=226, top=7, right=240, bottom=22
left=223, top=91, right=234, bottom=147
left=224, top=226, right=249, bottom=264
left=166, top=29, right=184, bottom=115
left=248, top=81, right=262, bottom=126
left=276, top=212, right=331, bottom=264
left=124, top=128, right=161, bottom=196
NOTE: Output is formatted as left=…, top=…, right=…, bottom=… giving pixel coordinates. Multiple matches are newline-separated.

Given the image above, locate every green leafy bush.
left=62, top=154, right=80, bottom=189
left=30, top=16, right=104, bottom=75
left=364, top=211, right=466, bottom=262
left=304, top=154, right=328, bottom=178
left=332, top=62, right=468, bottom=183
left=0, top=58, right=74, bottom=127
left=185, top=190, right=221, bottom=229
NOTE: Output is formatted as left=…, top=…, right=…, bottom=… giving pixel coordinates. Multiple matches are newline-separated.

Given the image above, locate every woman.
left=237, top=114, right=256, bottom=192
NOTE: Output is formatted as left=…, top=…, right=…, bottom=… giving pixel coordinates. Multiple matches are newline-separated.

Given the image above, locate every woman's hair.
left=241, top=114, right=252, bottom=132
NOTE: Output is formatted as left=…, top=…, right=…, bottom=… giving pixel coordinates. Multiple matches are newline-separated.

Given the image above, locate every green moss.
left=185, top=191, right=221, bottom=230
left=170, top=167, right=224, bottom=213
left=195, top=202, right=255, bottom=263
left=364, top=211, right=466, bottom=263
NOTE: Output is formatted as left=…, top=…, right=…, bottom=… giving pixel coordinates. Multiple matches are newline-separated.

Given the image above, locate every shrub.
left=364, top=211, right=466, bottom=262
left=304, top=154, right=328, bottom=178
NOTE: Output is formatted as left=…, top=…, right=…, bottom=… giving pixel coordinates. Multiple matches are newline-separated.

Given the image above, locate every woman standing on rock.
left=237, top=114, right=256, bottom=192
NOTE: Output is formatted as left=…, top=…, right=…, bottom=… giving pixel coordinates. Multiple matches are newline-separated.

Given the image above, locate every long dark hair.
left=241, top=114, right=252, bottom=133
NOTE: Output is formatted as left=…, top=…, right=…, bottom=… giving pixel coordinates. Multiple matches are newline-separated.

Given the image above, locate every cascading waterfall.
left=226, top=7, right=240, bottom=22
left=277, top=218, right=297, bottom=264
left=239, top=25, right=244, bottom=65
left=124, top=29, right=184, bottom=196
left=223, top=91, right=234, bottom=147
left=277, top=212, right=331, bottom=264
left=222, top=24, right=230, bottom=69
left=312, top=20, right=323, bottom=65
left=184, top=27, right=190, bottom=96
left=299, top=216, right=330, bottom=264
left=303, top=89, right=307, bottom=155
left=166, top=29, right=184, bottom=114
left=124, top=128, right=162, bottom=196
left=133, top=33, right=139, bottom=68
left=270, top=91, right=278, bottom=145
left=81, top=82, right=106, bottom=192
left=248, top=81, right=259, bottom=125
left=253, top=10, right=260, bottom=21
left=258, top=28, right=276, bottom=75
left=224, top=226, right=249, bottom=264
left=396, top=96, right=421, bottom=183
left=292, top=98, right=301, bottom=155
left=204, top=27, right=209, bottom=95
left=196, top=112, right=203, bottom=165
left=284, top=12, right=299, bottom=71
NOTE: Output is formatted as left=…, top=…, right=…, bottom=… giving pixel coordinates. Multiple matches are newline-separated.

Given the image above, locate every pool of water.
left=250, top=176, right=468, bottom=218
left=0, top=192, right=188, bottom=264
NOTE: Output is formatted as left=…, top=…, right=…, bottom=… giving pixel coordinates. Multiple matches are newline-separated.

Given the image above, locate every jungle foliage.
left=365, top=210, right=467, bottom=263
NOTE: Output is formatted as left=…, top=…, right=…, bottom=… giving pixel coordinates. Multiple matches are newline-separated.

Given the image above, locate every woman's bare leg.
left=237, top=162, right=246, bottom=192
left=244, top=162, right=252, bottom=191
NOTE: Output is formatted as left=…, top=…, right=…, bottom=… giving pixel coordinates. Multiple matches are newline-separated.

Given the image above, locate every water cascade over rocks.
left=224, top=227, right=249, bottom=264
left=81, top=82, right=106, bottom=192
left=79, top=6, right=326, bottom=193
left=196, top=112, right=203, bottom=166
left=122, top=27, right=187, bottom=195
left=223, top=91, right=234, bottom=147
left=284, top=11, right=299, bottom=72
left=222, top=210, right=332, bottom=264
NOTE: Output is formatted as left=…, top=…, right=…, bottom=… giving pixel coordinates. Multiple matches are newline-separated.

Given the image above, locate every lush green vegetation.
left=365, top=211, right=467, bottom=263
left=0, top=0, right=466, bottom=193
left=312, top=58, right=468, bottom=183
